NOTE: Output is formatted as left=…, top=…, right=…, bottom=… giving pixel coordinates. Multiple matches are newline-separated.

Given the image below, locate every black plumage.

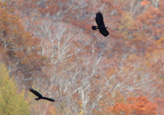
left=29, top=88, right=55, bottom=102
left=92, top=12, right=109, bottom=37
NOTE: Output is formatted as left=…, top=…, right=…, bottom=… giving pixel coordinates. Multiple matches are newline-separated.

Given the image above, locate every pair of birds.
left=29, top=12, right=108, bottom=103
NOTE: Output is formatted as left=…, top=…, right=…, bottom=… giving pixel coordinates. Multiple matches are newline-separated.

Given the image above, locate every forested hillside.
left=0, top=0, right=164, bottom=114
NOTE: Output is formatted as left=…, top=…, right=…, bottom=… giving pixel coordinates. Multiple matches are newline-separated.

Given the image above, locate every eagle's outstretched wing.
left=29, top=88, right=43, bottom=98
left=95, top=12, right=105, bottom=27
left=43, top=97, right=55, bottom=102
left=99, top=28, right=109, bottom=37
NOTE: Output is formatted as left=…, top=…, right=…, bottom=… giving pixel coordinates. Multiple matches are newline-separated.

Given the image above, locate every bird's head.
left=35, top=98, right=40, bottom=101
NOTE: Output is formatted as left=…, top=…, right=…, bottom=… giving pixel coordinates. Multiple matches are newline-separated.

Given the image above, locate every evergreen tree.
left=0, top=64, right=30, bottom=115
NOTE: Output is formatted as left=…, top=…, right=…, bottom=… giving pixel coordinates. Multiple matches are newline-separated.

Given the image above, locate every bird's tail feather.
left=92, top=26, right=98, bottom=30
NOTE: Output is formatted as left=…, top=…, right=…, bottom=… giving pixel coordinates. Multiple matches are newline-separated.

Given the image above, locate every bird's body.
left=92, top=12, right=109, bottom=37
left=29, top=88, right=55, bottom=102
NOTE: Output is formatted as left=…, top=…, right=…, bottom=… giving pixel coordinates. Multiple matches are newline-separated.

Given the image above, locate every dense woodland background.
left=0, top=0, right=164, bottom=114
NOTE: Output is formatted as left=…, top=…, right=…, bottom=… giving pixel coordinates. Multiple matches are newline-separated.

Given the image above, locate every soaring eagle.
left=92, top=12, right=109, bottom=37
left=29, top=88, right=55, bottom=102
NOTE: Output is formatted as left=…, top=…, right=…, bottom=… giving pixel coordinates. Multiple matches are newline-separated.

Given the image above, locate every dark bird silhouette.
left=29, top=88, right=55, bottom=102
left=92, top=12, right=109, bottom=37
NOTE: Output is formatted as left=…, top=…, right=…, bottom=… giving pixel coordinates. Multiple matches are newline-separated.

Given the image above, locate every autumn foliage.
left=0, top=0, right=164, bottom=114
left=104, top=96, right=157, bottom=115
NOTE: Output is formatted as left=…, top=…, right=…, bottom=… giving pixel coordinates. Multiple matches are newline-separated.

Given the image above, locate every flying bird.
left=29, top=88, right=55, bottom=102
left=92, top=12, right=109, bottom=37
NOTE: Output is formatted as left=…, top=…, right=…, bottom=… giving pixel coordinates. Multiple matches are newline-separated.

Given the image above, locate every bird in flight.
left=29, top=88, right=55, bottom=102
left=92, top=12, right=109, bottom=37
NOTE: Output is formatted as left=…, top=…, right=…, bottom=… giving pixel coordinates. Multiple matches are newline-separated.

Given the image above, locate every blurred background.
left=0, top=0, right=164, bottom=114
